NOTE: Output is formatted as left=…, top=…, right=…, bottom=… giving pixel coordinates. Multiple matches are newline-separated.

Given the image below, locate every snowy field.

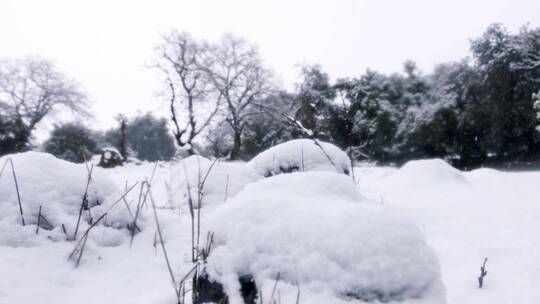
left=1, top=147, right=540, bottom=303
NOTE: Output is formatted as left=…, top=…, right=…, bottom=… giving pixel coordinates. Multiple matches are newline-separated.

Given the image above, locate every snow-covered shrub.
left=43, top=122, right=98, bottom=163
left=389, top=158, right=468, bottom=187
left=168, top=155, right=260, bottom=208
left=205, top=172, right=444, bottom=303
left=0, top=152, right=121, bottom=246
left=248, top=138, right=351, bottom=177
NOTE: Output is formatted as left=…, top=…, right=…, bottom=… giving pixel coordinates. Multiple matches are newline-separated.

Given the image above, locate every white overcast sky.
left=2, top=0, right=540, bottom=130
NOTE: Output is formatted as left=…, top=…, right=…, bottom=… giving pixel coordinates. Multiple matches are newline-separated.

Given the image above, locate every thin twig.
left=195, top=158, right=218, bottom=259
left=0, top=158, right=8, bottom=180
left=36, top=205, right=42, bottom=234
left=129, top=161, right=160, bottom=247
left=269, top=272, right=281, bottom=303
left=224, top=174, right=230, bottom=202
left=182, top=161, right=196, bottom=262
left=68, top=182, right=139, bottom=265
left=129, top=182, right=146, bottom=248
left=199, top=158, right=219, bottom=191
left=301, top=144, right=305, bottom=172
left=283, top=114, right=339, bottom=172
left=73, top=164, right=94, bottom=240
left=148, top=184, right=181, bottom=301
left=75, top=233, right=89, bottom=267
left=8, top=159, right=25, bottom=226
left=478, top=257, right=488, bottom=288
left=252, top=102, right=341, bottom=173
left=139, top=162, right=159, bottom=210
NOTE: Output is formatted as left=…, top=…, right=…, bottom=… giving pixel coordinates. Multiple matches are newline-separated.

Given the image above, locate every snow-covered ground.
left=355, top=159, right=540, bottom=304
left=1, top=152, right=540, bottom=304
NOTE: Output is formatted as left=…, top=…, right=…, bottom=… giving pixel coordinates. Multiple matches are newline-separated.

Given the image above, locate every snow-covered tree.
left=533, top=90, right=540, bottom=132
left=0, top=57, right=90, bottom=156
left=470, top=24, right=540, bottom=157
left=294, top=65, right=335, bottom=137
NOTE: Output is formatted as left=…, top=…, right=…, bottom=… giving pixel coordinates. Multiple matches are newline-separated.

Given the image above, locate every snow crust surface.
left=2, top=152, right=539, bottom=304
left=355, top=160, right=540, bottom=304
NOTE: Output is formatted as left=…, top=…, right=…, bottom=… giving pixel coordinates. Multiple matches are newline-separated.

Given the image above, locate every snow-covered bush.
left=0, top=152, right=122, bottom=246
left=389, top=158, right=468, bottom=187
left=168, top=155, right=260, bottom=208
left=43, top=122, right=98, bottom=163
left=248, top=139, right=351, bottom=177
left=205, top=172, right=444, bottom=303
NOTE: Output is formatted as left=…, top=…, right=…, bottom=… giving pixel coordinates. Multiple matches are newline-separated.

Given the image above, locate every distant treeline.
left=262, top=23, right=540, bottom=169
left=2, top=24, right=540, bottom=169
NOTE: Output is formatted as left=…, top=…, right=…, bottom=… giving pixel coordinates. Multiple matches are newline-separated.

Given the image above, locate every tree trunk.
left=119, top=120, right=128, bottom=160
left=230, top=130, right=242, bottom=160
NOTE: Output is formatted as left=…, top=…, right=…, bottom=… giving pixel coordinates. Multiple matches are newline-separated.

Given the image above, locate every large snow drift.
left=248, top=139, right=351, bottom=177
left=206, top=172, right=444, bottom=303
left=169, top=155, right=260, bottom=208
left=0, top=152, right=119, bottom=246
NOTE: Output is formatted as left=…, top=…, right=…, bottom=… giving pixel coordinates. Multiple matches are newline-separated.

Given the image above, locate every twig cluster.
left=257, top=273, right=301, bottom=304
left=149, top=158, right=218, bottom=304
left=67, top=182, right=139, bottom=267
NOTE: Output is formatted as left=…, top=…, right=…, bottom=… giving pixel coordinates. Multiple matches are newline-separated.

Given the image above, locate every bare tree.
left=202, top=34, right=273, bottom=160
left=0, top=56, right=90, bottom=155
left=153, top=31, right=221, bottom=155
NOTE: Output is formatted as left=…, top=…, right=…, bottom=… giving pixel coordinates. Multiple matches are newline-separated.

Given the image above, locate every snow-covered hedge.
left=248, top=139, right=351, bottom=177
left=169, top=155, right=260, bottom=208
left=0, top=152, right=123, bottom=246
left=205, top=172, right=444, bottom=303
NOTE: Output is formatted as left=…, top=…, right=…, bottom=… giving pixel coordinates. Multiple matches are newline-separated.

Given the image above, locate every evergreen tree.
left=102, top=113, right=176, bottom=162
left=294, top=65, right=336, bottom=138
left=44, top=122, right=97, bottom=163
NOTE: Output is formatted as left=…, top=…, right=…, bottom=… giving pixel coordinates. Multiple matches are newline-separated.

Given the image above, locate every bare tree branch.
left=151, top=32, right=222, bottom=155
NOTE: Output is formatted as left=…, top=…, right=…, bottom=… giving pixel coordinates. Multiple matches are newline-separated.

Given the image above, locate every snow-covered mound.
left=169, top=155, right=260, bottom=208
left=248, top=139, right=351, bottom=177
left=206, top=172, right=444, bottom=303
left=389, top=158, right=468, bottom=187
left=0, top=152, right=119, bottom=246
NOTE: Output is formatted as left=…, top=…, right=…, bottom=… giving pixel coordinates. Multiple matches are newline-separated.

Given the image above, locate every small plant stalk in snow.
left=148, top=184, right=181, bottom=302
left=224, top=174, right=230, bottom=202
left=5, top=158, right=26, bottom=226
left=36, top=205, right=42, bottom=234
left=478, top=257, right=488, bottom=288
left=68, top=182, right=139, bottom=267
left=73, top=164, right=94, bottom=240
left=129, top=161, right=158, bottom=248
